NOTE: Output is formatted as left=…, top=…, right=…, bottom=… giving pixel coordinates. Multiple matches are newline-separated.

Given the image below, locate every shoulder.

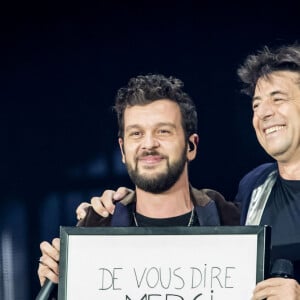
left=77, top=192, right=136, bottom=227
left=76, top=206, right=112, bottom=227
left=235, top=162, right=278, bottom=224
left=236, top=162, right=277, bottom=201
left=190, top=186, right=220, bottom=205
left=191, top=186, right=240, bottom=225
left=239, top=162, right=277, bottom=189
left=190, top=186, right=231, bottom=206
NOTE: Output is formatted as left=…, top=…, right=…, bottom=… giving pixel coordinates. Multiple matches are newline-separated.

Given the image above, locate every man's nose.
left=255, top=100, right=275, bottom=120
left=141, top=133, right=160, bottom=149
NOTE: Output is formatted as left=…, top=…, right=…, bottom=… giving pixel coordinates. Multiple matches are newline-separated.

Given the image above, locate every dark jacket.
left=234, top=162, right=277, bottom=225
left=78, top=186, right=240, bottom=227
left=235, top=162, right=300, bottom=282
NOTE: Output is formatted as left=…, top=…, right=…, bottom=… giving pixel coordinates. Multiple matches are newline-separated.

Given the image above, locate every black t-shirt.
left=133, top=210, right=199, bottom=227
left=260, top=175, right=300, bottom=281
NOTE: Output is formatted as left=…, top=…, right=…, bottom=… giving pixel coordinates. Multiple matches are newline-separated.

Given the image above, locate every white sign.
left=58, top=226, right=270, bottom=300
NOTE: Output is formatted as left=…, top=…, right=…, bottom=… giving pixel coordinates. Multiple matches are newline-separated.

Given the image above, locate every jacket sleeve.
left=203, top=189, right=241, bottom=225
left=234, top=162, right=276, bottom=224
left=76, top=206, right=112, bottom=227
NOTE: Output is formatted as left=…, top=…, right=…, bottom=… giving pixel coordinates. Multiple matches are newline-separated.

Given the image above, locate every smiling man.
left=37, top=74, right=240, bottom=294
left=236, top=44, right=300, bottom=300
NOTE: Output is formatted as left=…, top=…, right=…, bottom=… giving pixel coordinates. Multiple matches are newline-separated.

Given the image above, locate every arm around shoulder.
left=207, top=189, right=241, bottom=225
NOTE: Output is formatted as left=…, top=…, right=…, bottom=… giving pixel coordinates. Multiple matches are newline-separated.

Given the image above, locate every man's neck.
left=278, top=160, right=300, bottom=180
left=135, top=174, right=193, bottom=218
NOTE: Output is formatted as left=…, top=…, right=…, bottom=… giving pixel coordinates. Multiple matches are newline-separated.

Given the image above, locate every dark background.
left=1, top=1, right=299, bottom=299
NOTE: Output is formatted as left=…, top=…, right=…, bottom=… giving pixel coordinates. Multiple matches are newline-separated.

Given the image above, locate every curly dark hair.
left=114, top=74, right=198, bottom=139
left=237, top=43, right=300, bottom=96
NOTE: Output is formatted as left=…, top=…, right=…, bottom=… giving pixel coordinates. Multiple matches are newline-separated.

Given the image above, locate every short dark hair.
left=237, top=43, right=300, bottom=96
left=114, top=74, right=198, bottom=139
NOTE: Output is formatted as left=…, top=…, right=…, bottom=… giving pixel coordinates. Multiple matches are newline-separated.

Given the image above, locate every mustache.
left=137, top=150, right=167, bottom=159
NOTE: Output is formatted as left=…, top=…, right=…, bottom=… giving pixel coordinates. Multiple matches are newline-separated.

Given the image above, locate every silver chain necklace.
left=133, top=208, right=195, bottom=227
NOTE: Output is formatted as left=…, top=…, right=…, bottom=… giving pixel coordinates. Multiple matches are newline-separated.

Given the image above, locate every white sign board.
left=58, top=226, right=270, bottom=300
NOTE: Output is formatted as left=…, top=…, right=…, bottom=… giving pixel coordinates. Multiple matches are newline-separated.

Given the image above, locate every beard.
left=125, top=145, right=187, bottom=194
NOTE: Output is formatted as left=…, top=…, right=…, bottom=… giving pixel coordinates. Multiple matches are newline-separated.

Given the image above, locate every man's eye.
left=129, top=131, right=141, bottom=137
left=274, top=98, right=284, bottom=102
left=252, top=102, right=259, bottom=110
left=158, top=129, right=170, bottom=135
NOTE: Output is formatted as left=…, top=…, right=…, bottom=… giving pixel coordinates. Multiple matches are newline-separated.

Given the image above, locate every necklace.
left=187, top=207, right=195, bottom=227
left=133, top=208, right=195, bottom=227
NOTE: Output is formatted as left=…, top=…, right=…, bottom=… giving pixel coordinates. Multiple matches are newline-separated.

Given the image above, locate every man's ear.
left=187, top=134, right=199, bottom=161
left=118, top=138, right=125, bottom=164
left=188, top=141, right=195, bottom=152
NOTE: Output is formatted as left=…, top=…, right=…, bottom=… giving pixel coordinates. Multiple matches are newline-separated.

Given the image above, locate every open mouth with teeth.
left=265, top=125, right=285, bottom=135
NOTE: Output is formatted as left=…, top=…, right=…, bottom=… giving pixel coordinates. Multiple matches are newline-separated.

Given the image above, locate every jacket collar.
left=111, top=186, right=221, bottom=226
